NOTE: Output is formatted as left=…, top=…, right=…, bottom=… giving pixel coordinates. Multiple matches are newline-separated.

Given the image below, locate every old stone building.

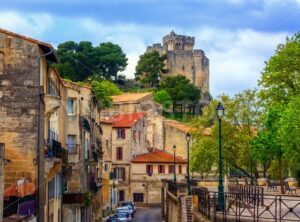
left=101, top=112, right=148, bottom=209
left=131, top=149, right=187, bottom=205
left=0, top=28, right=103, bottom=222
left=61, top=80, right=103, bottom=222
left=147, top=31, right=210, bottom=94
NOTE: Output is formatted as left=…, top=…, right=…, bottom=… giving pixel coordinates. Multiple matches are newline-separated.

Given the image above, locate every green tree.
left=259, top=32, right=300, bottom=105
left=54, top=41, right=127, bottom=82
left=153, top=90, right=172, bottom=109
left=135, top=51, right=167, bottom=87
left=96, top=42, right=128, bottom=82
left=190, top=89, right=264, bottom=179
left=160, top=75, right=201, bottom=112
left=92, top=80, right=122, bottom=108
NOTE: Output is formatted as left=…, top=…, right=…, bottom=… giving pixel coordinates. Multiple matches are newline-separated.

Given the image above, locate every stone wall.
left=0, top=32, right=43, bottom=188
left=146, top=31, right=210, bottom=94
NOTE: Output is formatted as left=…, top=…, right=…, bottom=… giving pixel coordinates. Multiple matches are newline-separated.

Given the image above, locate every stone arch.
left=0, top=51, right=3, bottom=75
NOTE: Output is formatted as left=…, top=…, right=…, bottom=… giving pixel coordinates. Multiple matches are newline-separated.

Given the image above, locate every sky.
left=0, top=0, right=299, bottom=97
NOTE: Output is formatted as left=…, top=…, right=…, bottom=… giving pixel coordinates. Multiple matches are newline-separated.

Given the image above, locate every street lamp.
left=216, top=102, right=225, bottom=211
left=186, top=132, right=191, bottom=195
left=173, top=145, right=177, bottom=183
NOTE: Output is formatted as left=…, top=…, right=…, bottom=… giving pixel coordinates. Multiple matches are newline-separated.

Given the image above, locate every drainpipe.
left=37, top=47, right=53, bottom=222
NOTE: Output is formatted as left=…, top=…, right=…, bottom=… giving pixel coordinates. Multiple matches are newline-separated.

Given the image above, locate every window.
left=104, top=164, right=108, bottom=171
left=117, top=128, right=125, bottom=139
left=158, top=165, right=165, bottom=174
left=116, top=147, right=123, bottom=160
left=168, top=165, right=175, bottom=174
left=178, top=165, right=182, bottom=174
left=133, top=193, right=144, bottom=203
left=133, top=130, right=136, bottom=141
left=138, top=131, right=141, bottom=142
left=114, top=167, right=125, bottom=180
left=67, top=98, right=75, bottom=115
left=119, top=190, right=125, bottom=202
left=48, top=178, right=55, bottom=200
left=67, top=135, right=76, bottom=153
left=0, top=52, right=3, bottom=75
left=55, top=173, right=62, bottom=197
left=146, top=165, right=153, bottom=176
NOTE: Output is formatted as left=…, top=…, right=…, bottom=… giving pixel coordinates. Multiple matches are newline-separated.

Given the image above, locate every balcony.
left=44, top=94, right=60, bottom=117
left=46, top=139, right=68, bottom=162
left=62, top=193, right=84, bottom=205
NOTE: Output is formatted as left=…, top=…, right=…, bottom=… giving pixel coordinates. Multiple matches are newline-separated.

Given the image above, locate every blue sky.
left=1, top=0, right=299, bottom=96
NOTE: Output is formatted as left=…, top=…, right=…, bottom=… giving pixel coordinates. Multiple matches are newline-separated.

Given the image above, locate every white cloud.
left=80, top=19, right=289, bottom=96
left=193, top=27, right=289, bottom=96
left=0, top=11, right=53, bottom=38
left=0, top=12, right=290, bottom=97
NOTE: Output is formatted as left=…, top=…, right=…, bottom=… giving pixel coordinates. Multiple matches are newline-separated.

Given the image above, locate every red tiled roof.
left=100, top=112, right=145, bottom=128
left=131, top=149, right=187, bottom=163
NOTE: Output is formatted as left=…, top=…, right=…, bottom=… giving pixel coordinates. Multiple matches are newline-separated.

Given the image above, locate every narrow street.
left=132, top=206, right=164, bottom=222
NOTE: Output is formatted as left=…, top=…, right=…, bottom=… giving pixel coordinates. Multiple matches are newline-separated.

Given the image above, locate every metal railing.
left=196, top=188, right=300, bottom=221
left=228, top=184, right=264, bottom=206
left=47, top=139, right=68, bottom=162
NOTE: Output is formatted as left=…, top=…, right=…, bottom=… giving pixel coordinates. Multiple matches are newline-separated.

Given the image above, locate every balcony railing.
left=62, top=193, right=84, bottom=205
left=46, top=139, right=68, bottom=162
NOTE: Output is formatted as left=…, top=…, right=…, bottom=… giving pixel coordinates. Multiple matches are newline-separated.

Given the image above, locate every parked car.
left=114, top=212, right=131, bottom=222
left=106, top=216, right=121, bottom=222
left=117, top=206, right=134, bottom=218
left=121, top=202, right=136, bottom=213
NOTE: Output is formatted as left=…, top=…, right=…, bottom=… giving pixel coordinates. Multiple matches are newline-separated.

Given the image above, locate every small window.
left=67, top=98, right=75, bottom=115
left=67, top=135, right=76, bottom=153
left=146, top=165, right=153, bottom=176
left=116, top=147, right=123, bottom=160
left=168, top=165, right=175, bottom=174
left=114, top=167, right=125, bottom=180
left=104, top=164, right=108, bottom=171
left=158, top=165, right=165, bottom=174
left=178, top=165, right=182, bottom=174
left=0, top=52, right=4, bottom=75
left=117, top=128, right=126, bottom=139
left=182, top=66, right=185, bottom=71
left=133, top=130, right=136, bottom=141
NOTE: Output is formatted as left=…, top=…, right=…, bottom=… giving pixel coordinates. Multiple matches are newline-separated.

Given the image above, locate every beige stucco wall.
left=130, top=163, right=187, bottom=204
left=165, top=124, right=190, bottom=159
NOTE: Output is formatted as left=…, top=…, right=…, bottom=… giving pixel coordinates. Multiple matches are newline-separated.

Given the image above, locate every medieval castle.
left=147, top=31, right=210, bottom=94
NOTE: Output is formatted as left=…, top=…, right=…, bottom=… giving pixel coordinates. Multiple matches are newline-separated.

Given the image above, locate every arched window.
left=0, top=52, right=3, bottom=75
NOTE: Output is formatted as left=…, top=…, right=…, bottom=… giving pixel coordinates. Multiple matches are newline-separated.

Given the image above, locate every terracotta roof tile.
left=100, top=112, right=145, bottom=128
left=131, top=149, right=187, bottom=163
left=111, top=92, right=152, bottom=103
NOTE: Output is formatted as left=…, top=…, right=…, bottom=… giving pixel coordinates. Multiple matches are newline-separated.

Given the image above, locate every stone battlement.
left=163, top=31, right=195, bottom=46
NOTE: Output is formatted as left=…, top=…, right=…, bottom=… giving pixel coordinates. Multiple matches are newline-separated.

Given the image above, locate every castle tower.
left=147, top=31, right=210, bottom=94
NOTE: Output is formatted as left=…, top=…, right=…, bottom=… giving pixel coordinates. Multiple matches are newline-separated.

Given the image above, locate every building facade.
left=0, top=28, right=103, bottom=222
left=147, top=31, right=210, bottom=94
left=101, top=112, right=148, bottom=209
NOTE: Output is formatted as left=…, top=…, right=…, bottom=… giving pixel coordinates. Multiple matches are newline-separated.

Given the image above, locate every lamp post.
left=216, top=102, right=225, bottom=211
left=186, top=132, right=191, bottom=195
left=173, top=145, right=177, bottom=183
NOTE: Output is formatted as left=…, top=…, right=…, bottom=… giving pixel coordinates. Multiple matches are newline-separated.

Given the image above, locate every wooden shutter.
left=179, top=165, right=182, bottom=174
